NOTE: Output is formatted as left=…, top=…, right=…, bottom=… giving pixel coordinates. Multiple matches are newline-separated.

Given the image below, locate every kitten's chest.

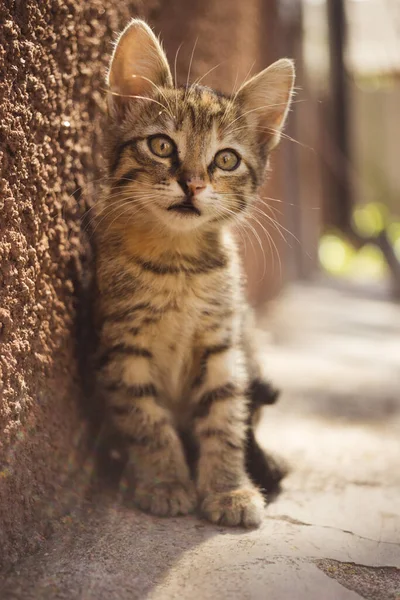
left=144, top=265, right=234, bottom=404
left=151, top=300, right=201, bottom=405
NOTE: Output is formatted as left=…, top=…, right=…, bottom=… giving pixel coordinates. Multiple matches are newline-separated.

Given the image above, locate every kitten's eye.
left=214, top=149, right=241, bottom=171
left=148, top=135, right=174, bottom=158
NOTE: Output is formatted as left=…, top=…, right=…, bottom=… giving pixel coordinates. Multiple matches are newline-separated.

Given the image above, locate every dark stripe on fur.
left=243, top=160, right=258, bottom=190
left=103, top=302, right=162, bottom=323
left=110, top=405, right=132, bottom=415
left=192, top=342, right=231, bottom=388
left=194, top=383, right=237, bottom=418
left=114, top=168, right=145, bottom=188
left=132, top=255, right=227, bottom=276
left=105, top=382, right=157, bottom=398
left=133, top=256, right=181, bottom=275
left=128, top=327, right=141, bottom=336
left=104, top=272, right=139, bottom=296
left=207, top=162, right=217, bottom=177
left=141, top=316, right=161, bottom=326
left=192, top=367, right=206, bottom=389
left=110, top=137, right=145, bottom=174
left=203, top=342, right=231, bottom=359
left=187, top=256, right=227, bottom=274
left=198, top=427, right=242, bottom=451
left=98, top=344, right=153, bottom=368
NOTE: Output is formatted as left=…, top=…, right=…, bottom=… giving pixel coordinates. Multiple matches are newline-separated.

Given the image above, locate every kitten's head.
left=105, top=19, right=294, bottom=233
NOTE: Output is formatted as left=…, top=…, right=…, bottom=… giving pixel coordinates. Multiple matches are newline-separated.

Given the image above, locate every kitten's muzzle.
left=167, top=197, right=201, bottom=216
left=169, top=174, right=205, bottom=216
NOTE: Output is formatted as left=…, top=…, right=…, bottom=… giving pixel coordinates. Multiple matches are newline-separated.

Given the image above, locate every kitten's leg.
left=100, top=349, right=196, bottom=517
left=192, top=345, right=265, bottom=528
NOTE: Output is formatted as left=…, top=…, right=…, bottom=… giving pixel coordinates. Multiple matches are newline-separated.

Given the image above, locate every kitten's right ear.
left=236, top=59, right=295, bottom=150
left=107, top=19, right=173, bottom=115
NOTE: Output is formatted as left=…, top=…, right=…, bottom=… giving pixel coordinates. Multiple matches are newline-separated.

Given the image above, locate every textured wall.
left=0, top=0, right=158, bottom=570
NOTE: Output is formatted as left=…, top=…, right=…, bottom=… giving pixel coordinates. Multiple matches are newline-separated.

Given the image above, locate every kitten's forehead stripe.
left=162, top=86, right=248, bottom=182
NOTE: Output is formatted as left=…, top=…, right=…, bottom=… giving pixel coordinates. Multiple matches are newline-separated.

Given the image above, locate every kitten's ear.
left=107, top=19, right=173, bottom=113
left=236, top=59, right=295, bottom=150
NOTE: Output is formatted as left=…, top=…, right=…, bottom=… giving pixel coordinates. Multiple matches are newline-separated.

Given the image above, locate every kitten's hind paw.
left=201, top=487, right=264, bottom=528
left=134, top=479, right=197, bottom=517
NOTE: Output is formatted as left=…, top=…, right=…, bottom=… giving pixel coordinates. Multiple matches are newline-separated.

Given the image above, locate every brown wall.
left=0, top=0, right=158, bottom=571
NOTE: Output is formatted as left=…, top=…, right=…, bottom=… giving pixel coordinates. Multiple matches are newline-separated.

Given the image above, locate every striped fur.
left=94, top=20, right=294, bottom=527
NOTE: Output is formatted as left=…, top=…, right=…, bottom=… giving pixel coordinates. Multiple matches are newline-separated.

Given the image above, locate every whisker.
left=246, top=213, right=282, bottom=280
left=220, top=61, right=256, bottom=127
left=104, top=88, right=173, bottom=118
left=104, top=202, right=151, bottom=236
left=256, top=200, right=302, bottom=245
left=185, top=36, right=199, bottom=99
left=173, top=42, right=183, bottom=116
left=218, top=191, right=299, bottom=247
left=127, top=74, right=176, bottom=119
left=226, top=123, right=313, bottom=152
left=190, top=61, right=225, bottom=89
left=224, top=101, right=297, bottom=133
left=173, top=42, right=183, bottom=89
left=215, top=193, right=288, bottom=278
left=89, top=195, right=161, bottom=239
left=217, top=191, right=285, bottom=206
left=243, top=218, right=268, bottom=281
left=67, top=175, right=111, bottom=199
left=250, top=206, right=291, bottom=247
left=61, top=174, right=111, bottom=225
left=108, top=179, right=160, bottom=193
left=211, top=203, right=268, bottom=278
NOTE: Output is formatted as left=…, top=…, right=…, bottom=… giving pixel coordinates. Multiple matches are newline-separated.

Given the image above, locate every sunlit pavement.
left=2, top=283, right=399, bottom=599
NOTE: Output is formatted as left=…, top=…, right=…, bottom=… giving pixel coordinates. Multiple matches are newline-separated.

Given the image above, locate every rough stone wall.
left=0, top=0, right=157, bottom=570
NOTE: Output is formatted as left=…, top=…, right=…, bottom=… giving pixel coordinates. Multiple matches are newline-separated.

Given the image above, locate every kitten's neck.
left=100, top=219, right=229, bottom=262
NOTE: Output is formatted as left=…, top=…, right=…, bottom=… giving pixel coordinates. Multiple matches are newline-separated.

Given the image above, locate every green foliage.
left=319, top=202, right=400, bottom=281
left=388, top=222, right=400, bottom=260
left=319, top=232, right=387, bottom=281
left=352, top=202, right=387, bottom=237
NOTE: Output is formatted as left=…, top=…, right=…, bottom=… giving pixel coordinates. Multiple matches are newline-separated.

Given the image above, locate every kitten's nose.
left=186, top=177, right=206, bottom=196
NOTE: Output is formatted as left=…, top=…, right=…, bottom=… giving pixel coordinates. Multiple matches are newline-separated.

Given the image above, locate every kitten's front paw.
left=201, top=487, right=264, bottom=528
left=134, top=480, right=197, bottom=517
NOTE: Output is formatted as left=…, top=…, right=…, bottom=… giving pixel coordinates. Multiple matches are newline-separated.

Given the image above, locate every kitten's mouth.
left=167, top=199, right=201, bottom=216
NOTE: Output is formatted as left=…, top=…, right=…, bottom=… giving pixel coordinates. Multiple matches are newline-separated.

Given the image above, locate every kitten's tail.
left=246, top=378, right=289, bottom=497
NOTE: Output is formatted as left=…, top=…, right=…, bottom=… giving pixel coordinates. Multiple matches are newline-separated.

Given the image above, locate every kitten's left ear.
left=236, top=59, right=295, bottom=150
left=107, top=19, right=173, bottom=113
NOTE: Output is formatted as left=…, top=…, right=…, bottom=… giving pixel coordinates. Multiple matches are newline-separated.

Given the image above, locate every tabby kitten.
left=95, top=19, right=294, bottom=528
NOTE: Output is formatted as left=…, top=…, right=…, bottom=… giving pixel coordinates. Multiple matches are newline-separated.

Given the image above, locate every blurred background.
left=152, top=0, right=400, bottom=304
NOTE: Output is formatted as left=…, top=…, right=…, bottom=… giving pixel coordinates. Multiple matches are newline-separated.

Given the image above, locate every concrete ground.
left=1, top=283, right=399, bottom=599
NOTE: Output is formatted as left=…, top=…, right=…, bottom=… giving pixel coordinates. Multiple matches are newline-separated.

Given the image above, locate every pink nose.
left=186, top=178, right=206, bottom=196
